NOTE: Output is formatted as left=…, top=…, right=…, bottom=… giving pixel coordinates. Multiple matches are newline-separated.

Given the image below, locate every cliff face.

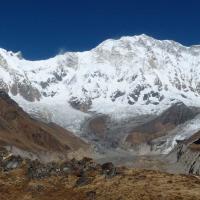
left=0, top=91, right=90, bottom=162
left=169, top=131, right=200, bottom=175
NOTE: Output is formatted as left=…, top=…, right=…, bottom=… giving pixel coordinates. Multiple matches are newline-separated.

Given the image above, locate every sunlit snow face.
left=1, top=35, right=200, bottom=133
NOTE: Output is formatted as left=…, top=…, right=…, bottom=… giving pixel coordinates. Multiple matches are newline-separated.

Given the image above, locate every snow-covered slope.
left=1, top=34, right=200, bottom=135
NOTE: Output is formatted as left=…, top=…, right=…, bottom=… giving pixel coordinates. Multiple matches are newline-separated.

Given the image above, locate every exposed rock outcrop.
left=170, top=131, right=200, bottom=175
left=0, top=147, right=200, bottom=200
left=125, top=102, right=199, bottom=153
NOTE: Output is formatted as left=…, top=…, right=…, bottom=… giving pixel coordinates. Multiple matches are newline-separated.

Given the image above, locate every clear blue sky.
left=0, top=0, right=199, bottom=60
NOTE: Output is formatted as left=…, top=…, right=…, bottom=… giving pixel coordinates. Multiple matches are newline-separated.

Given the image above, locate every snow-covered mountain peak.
left=94, top=34, right=184, bottom=53
left=94, top=34, right=155, bottom=51
left=1, top=34, right=200, bottom=132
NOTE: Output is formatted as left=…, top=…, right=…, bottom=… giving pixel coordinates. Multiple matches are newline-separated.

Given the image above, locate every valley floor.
left=95, top=150, right=171, bottom=173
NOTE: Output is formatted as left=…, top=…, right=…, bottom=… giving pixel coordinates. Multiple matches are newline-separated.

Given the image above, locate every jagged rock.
left=101, top=162, right=116, bottom=178
left=27, top=160, right=62, bottom=179
left=67, top=157, right=101, bottom=177
left=1, top=154, right=23, bottom=171
left=25, top=156, right=103, bottom=179
left=111, top=90, right=125, bottom=102
left=60, top=161, right=74, bottom=174
left=69, top=96, right=92, bottom=112
left=169, top=131, right=200, bottom=175
left=79, top=157, right=102, bottom=177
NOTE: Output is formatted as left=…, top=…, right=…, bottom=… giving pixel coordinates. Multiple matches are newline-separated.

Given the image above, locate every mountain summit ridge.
left=1, top=34, right=200, bottom=61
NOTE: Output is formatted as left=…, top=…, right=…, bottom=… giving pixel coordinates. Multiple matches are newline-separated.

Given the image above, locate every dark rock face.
left=69, top=96, right=92, bottom=112
left=40, top=81, right=49, bottom=89
left=194, top=138, right=200, bottom=145
left=111, top=90, right=125, bottom=102
left=159, top=102, right=198, bottom=125
left=176, top=144, right=200, bottom=175
left=143, top=91, right=164, bottom=105
left=127, top=85, right=146, bottom=105
left=0, top=90, right=19, bottom=106
left=171, top=132, right=200, bottom=175
left=39, top=69, right=67, bottom=91
left=137, top=102, right=197, bottom=133
left=10, top=81, right=41, bottom=102
left=176, top=144, right=184, bottom=161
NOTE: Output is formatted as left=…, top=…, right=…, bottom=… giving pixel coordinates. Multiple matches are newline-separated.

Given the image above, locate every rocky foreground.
left=0, top=148, right=200, bottom=200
